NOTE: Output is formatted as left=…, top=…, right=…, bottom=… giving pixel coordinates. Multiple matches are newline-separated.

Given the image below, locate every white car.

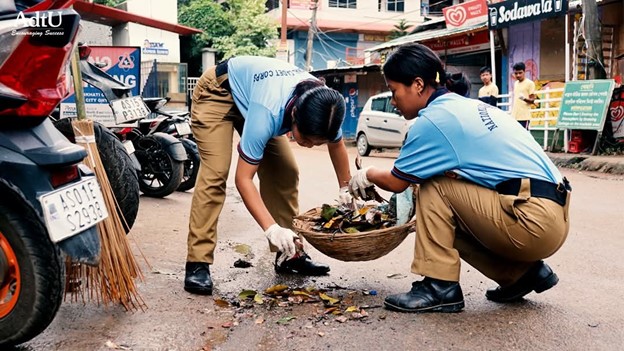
left=355, top=91, right=415, bottom=156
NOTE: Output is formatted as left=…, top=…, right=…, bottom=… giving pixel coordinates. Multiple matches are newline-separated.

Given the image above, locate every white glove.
left=349, top=166, right=373, bottom=199
left=338, top=186, right=353, bottom=205
left=264, top=224, right=297, bottom=263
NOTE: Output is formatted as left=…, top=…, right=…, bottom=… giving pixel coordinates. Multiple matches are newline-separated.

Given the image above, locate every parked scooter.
left=75, top=47, right=187, bottom=198
left=53, top=117, right=140, bottom=232
left=0, top=2, right=105, bottom=347
left=51, top=45, right=141, bottom=232
left=141, top=97, right=199, bottom=192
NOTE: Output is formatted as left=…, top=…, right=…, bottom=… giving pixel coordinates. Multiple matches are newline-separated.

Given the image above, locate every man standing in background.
left=510, top=62, right=536, bottom=129
left=478, top=66, right=499, bottom=106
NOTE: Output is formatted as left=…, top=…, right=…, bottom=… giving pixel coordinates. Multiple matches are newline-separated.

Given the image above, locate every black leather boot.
left=184, top=262, right=213, bottom=295
left=275, top=252, right=330, bottom=276
left=384, top=277, right=464, bottom=313
left=486, top=260, right=558, bottom=303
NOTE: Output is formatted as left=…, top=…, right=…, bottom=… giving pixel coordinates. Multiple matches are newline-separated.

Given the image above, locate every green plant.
left=389, top=19, right=412, bottom=40
left=179, top=0, right=277, bottom=61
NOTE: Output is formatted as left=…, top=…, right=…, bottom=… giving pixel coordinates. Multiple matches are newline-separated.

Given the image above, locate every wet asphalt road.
left=19, top=143, right=624, bottom=351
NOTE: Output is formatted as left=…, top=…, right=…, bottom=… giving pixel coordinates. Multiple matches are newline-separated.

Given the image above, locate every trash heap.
left=312, top=203, right=395, bottom=234
left=310, top=187, right=415, bottom=234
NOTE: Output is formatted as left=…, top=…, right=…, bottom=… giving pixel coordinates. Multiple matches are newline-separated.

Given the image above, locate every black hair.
left=512, top=62, right=526, bottom=71
left=480, top=66, right=492, bottom=74
left=292, top=79, right=345, bottom=141
left=382, top=43, right=446, bottom=89
left=445, top=72, right=471, bottom=97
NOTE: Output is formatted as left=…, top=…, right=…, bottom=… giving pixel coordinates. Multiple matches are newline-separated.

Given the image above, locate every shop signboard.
left=142, top=39, right=169, bottom=55
left=289, top=0, right=318, bottom=10
left=487, top=0, right=567, bottom=30
left=557, top=80, right=615, bottom=131
left=443, top=0, right=488, bottom=29
left=60, top=46, right=141, bottom=127
left=423, top=30, right=490, bottom=56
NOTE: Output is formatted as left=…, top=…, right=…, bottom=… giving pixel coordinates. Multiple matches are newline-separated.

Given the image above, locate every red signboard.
left=290, top=0, right=317, bottom=10
left=423, top=30, right=490, bottom=55
left=443, top=0, right=488, bottom=29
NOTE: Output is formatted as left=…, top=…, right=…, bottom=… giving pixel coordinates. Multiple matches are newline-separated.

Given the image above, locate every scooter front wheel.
left=0, top=201, right=63, bottom=347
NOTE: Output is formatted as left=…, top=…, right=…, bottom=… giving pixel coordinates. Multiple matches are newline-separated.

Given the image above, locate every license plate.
left=175, top=122, right=192, bottom=136
left=110, top=96, right=151, bottom=124
left=39, top=177, right=109, bottom=243
left=123, top=140, right=135, bottom=154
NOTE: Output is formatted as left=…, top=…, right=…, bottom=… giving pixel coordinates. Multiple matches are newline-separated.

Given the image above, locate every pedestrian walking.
left=349, top=43, right=571, bottom=313
left=185, top=56, right=352, bottom=295
left=510, top=62, right=537, bottom=129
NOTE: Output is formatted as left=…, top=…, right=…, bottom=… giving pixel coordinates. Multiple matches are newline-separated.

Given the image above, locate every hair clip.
left=435, top=72, right=440, bottom=83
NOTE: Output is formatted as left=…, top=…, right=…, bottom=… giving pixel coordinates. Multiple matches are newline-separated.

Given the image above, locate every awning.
left=311, top=63, right=381, bottom=76
left=365, top=20, right=488, bottom=54
left=73, top=1, right=202, bottom=36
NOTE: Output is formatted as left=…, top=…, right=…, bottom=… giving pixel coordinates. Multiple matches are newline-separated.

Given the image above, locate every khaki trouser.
left=186, top=66, right=299, bottom=264
left=413, top=176, right=570, bottom=286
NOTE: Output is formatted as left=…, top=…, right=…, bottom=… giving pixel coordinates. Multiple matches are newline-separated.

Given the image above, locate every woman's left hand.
left=338, top=186, right=353, bottom=205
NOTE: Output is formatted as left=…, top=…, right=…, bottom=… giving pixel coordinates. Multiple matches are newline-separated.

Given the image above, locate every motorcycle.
left=74, top=46, right=187, bottom=198
left=51, top=45, right=141, bottom=232
left=53, top=116, right=140, bottom=233
left=141, top=97, right=200, bottom=192
left=0, top=1, right=106, bottom=347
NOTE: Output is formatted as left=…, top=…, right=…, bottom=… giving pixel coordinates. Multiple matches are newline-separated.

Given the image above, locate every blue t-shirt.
left=227, top=56, right=342, bottom=165
left=392, top=92, right=562, bottom=189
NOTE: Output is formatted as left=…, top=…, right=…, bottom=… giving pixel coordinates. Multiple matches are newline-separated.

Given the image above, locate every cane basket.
left=292, top=207, right=416, bottom=262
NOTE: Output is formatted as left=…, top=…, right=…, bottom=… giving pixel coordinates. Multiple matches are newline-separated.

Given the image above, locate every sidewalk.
left=547, top=152, right=624, bottom=175
left=342, top=141, right=624, bottom=176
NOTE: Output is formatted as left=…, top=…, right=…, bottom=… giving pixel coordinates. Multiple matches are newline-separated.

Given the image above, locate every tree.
left=581, top=0, right=605, bottom=80
left=389, top=19, right=412, bottom=40
left=581, top=0, right=618, bottom=151
left=93, top=0, right=124, bottom=6
left=179, top=0, right=277, bottom=60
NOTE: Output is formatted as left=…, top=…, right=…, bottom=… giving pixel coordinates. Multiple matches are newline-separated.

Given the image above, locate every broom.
left=64, top=46, right=146, bottom=311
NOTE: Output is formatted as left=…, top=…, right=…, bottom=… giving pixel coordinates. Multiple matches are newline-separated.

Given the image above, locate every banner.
left=608, top=87, right=624, bottom=139
left=443, top=0, right=488, bottom=29
left=342, top=84, right=358, bottom=139
left=60, top=47, right=141, bottom=127
left=488, top=0, right=567, bottom=30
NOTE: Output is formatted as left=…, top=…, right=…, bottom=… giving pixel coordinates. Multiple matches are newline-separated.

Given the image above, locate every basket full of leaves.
left=292, top=189, right=416, bottom=262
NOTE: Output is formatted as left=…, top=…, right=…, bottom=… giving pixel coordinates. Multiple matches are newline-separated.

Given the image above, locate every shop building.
left=74, top=0, right=201, bottom=103
left=266, top=0, right=426, bottom=70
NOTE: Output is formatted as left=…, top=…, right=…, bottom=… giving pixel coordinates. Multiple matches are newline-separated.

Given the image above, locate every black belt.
left=496, top=177, right=571, bottom=206
left=215, top=59, right=231, bottom=92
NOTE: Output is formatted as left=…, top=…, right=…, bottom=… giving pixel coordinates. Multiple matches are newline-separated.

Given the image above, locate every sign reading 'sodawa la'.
left=487, top=0, right=567, bottom=30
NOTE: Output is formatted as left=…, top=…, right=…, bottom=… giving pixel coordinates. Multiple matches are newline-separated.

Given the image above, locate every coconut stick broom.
left=64, top=46, right=145, bottom=311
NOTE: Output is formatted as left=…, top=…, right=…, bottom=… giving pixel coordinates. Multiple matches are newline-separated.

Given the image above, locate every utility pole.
left=277, top=0, right=289, bottom=62
left=305, top=0, right=318, bottom=71
left=281, top=0, right=287, bottom=46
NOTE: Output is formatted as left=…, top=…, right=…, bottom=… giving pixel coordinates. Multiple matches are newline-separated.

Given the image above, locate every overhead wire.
left=316, top=0, right=450, bottom=34
left=282, top=0, right=452, bottom=67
